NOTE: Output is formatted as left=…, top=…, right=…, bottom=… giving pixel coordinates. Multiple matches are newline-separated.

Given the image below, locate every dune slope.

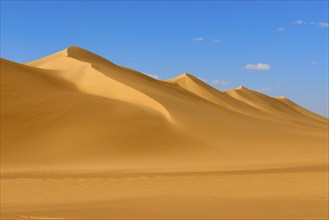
left=1, top=46, right=328, bottom=219
left=2, top=46, right=328, bottom=167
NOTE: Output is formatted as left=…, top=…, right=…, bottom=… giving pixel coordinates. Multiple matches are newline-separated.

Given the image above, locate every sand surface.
left=1, top=46, right=328, bottom=219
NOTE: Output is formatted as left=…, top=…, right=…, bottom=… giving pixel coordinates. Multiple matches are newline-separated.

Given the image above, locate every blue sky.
left=1, top=1, right=328, bottom=116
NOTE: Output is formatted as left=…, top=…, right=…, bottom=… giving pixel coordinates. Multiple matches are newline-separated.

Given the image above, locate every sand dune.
left=1, top=46, right=328, bottom=219
left=225, top=86, right=328, bottom=127
left=167, top=73, right=267, bottom=117
left=277, top=95, right=328, bottom=123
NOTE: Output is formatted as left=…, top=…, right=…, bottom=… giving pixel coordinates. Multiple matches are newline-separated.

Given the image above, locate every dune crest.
left=25, top=47, right=172, bottom=120
left=224, top=86, right=327, bottom=127
left=167, top=73, right=269, bottom=117
left=276, top=96, right=328, bottom=123
left=26, top=46, right=117, bottom=70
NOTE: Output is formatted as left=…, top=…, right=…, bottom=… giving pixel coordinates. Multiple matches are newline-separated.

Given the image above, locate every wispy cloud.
left=277, top=81, right=283, bottom=86
left=293, top=19, right=306, bottom=25
left=292, top=20, right=328, bottom=28
left=258, top=87, right=271, bottom=92
left=318, top=22, right=329, bottom=28
left=193, top=37, right=222, bottom=44
left=193, top=37, right=205, bottom=41
left=243, top=63, right=271, bottom=71
left=211, top=80, right=231, bottom=86
left=311, top=61, right=320, bottom=65
left=277, top=27, right=285, bottom=32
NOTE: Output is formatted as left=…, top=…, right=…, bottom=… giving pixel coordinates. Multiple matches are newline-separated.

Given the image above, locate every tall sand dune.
left=1, top=46, right=328, bottom=219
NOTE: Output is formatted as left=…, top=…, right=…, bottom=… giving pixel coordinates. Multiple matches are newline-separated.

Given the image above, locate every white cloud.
left=311, top=61, right=320, bottom=65
left=211, top=80, right=231, bottom=86
left=213, top=39, right=221, bottom=44
left=292, top=20, right=328, bottom=28
left=243, top=63, right=271, bottom=71
left=277, top=81, right=283, bottom=86
left=258, top=87, right=271, bottom=92
left=277, top=27, right=285, bottom=32
left=193, top=37, right=205, bottom=41
left=294, top=19, right=306, bottom=25
left=143, top=73, right=160, bottom=79
left=318, top=22, right=329, bottom=28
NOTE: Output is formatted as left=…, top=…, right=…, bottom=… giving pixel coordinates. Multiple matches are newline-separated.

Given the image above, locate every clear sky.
left=1, top=1, right=328, bottom=116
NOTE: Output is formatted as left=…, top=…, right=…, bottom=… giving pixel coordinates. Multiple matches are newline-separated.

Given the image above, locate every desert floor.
left=1, top=165, right=328, bottom=219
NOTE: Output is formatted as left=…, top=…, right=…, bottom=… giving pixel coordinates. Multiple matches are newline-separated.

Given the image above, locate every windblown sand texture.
left=1, top=46, right=328, bottom=219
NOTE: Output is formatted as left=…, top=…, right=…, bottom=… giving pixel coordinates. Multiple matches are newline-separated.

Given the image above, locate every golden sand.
left=1, top=46, right=328, bottom=219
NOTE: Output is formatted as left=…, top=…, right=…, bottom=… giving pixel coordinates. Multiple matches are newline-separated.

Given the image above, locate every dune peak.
left=25, top=45, right=117, bottom=70
left=277, top=96, right=287, bottom=100
left=182, top=72, right=193, bottom=77
left=168, top=73, right=198, bottom=82
left=177, top=73, right=194, bottom=79
left=66, top=45, right=86, bottom=51
left=235, top=86, right=248, bottom=90
left=64, top=46, right=113, bottom=64
left=65, top=45, right=97, bottom=57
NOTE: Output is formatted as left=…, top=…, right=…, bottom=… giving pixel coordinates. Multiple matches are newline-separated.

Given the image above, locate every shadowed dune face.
left=1, top=46, right=328, bottom=219
left=1, top=59, right=200, bottom=165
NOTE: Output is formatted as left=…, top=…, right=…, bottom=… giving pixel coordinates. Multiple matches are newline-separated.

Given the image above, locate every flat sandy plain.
left=1, top=46, right=328, bottom=219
